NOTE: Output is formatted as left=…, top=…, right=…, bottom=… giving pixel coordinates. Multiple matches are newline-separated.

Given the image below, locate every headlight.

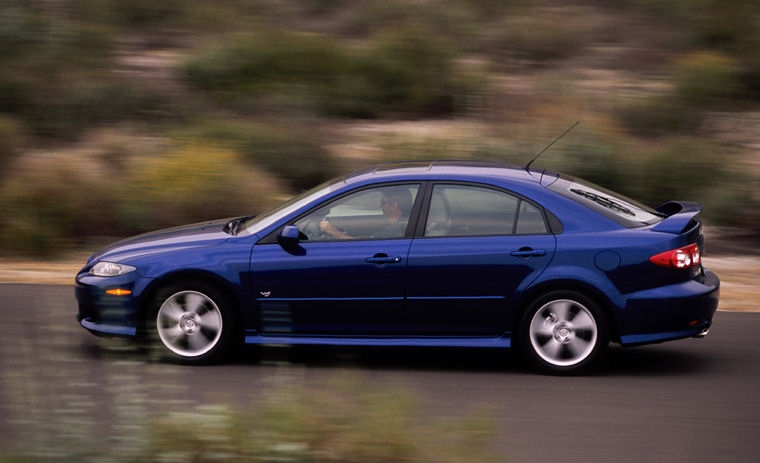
left=89, top=262, right=137, bottom=277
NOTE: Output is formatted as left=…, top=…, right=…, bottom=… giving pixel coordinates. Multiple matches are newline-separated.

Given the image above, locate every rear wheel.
left=148, top=282, right=235, bottom=364
left=519, top=291, right=608, bottom=374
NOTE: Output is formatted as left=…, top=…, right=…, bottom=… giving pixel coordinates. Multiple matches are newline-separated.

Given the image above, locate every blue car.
left=76, top=160, right=719, bottom=373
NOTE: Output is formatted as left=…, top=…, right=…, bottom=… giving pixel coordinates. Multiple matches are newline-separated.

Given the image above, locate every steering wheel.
left=299, top=215, right=332, bottom=241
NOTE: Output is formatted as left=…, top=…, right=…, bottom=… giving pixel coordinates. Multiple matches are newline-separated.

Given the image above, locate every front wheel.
left=519, top=291, right=608, bottom=375
left=148, top=282, right=235, bottom=364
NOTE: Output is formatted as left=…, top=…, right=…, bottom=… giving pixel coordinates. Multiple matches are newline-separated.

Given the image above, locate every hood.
left=90, top=218, right=233, bottom=263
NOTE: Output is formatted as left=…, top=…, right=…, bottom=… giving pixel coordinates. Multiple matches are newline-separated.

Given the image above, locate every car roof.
left=343, top=159, right=558, bottom=185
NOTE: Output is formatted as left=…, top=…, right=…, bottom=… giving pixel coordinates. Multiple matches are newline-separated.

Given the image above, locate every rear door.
left=405, top=183, right=556, bottom=335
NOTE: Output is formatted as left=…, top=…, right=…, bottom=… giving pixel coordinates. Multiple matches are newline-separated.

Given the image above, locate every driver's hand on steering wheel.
left=320, top=219, right=351, bottom=240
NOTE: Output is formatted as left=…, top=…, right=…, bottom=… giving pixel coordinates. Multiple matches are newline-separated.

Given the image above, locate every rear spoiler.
left=651, top=201, right=702, bottom=234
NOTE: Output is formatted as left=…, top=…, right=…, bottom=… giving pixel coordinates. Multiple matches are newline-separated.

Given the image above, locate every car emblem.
left=260, top=291, right=272, bottom=298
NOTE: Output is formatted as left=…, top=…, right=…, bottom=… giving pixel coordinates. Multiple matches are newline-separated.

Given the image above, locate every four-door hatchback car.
left=76, top=160, right=719, bottom=374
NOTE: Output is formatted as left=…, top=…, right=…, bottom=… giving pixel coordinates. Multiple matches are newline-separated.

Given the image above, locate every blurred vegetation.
left=483, top=11, right=591, bottom=66
left=178, top=120, right=336, bottom=191
left=183, top=26, right=475, bottom=118
left=0, top=372, right=497, bottom=462
left=1, top=0, right=759, bottom=256
left=619, top=51, right=744, bottom=135
left=0, top=143, right=285, bottom=255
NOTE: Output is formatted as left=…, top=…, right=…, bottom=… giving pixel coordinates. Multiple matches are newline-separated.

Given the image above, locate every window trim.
left=413, top=181, right=553, bottom=239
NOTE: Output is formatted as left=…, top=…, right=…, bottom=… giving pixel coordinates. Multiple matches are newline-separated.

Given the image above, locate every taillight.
left=649, top=244, right=701, bottom=269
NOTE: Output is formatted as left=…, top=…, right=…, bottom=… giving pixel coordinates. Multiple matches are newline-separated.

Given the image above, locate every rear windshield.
left=550, top=176, right=664, bottom=227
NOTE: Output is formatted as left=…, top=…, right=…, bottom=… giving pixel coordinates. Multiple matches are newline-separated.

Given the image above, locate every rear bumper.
left=618, top=269, right=719, bottom=346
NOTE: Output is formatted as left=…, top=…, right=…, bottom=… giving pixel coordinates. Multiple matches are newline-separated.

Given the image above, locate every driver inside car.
left=319, top=187, right=413, bottom=240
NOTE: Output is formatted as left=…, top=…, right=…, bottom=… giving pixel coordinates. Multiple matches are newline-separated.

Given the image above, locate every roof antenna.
left=525, top=121, right=580, bottom=171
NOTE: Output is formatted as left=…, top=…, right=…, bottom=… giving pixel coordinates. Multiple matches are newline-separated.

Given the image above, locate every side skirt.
left=244, top=333, right=511, bottom=348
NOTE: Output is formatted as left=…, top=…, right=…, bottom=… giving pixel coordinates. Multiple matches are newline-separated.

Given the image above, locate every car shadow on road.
left=238, top=343, right=713, bottom=377
left=75, top=338, right=714, bottom=377
left=240, top=344, right=525, bottom=374
left=603, top=344, right=713, bottom=376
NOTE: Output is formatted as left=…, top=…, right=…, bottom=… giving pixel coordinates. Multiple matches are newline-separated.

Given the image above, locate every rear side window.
left=424, top=184, right=548, bottom=237
left=550, top=177, right=663, bottom=227
left=515, top=201, right=547, bottom=234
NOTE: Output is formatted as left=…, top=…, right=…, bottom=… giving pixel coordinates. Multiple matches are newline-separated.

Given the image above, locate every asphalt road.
left=1, top=283, right=759, bottom=462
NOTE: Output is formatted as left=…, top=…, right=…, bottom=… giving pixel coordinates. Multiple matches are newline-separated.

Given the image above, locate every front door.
left=250, top=183, right=421, bottom=335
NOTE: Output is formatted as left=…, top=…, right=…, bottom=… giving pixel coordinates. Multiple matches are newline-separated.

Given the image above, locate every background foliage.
left=1, top=0, right=758, bottom=255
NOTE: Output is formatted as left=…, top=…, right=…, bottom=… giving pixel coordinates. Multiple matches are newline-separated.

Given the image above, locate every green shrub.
left=516, top=130, right=731, bottom=211
left=627, top=138, right=725, bottom=206
left=671, top=51, right=741, bottom=108
left=19, top=79, right=179, bottom=138
left=79, top=0, right=187, bottom=28
left=627, top=0, right=759, bottom=50
left=484, top=13, right=588, bottom=65
left=618, top=95, right=701, bottom=136
left=0, top=115, right=25, bottom=175
left=327, top=24, right=465, bottom=117
left=0, top=157, right=123, bottom=255
left=344, top=0, right=472, bottom=40
left=0, top=4, right=114, bottom=72
left=183, top=32, right=346, bottom=103
left=0, top=3, right=180, bottom=138
left=0, top=143, right=286, bottom=255
left=183, top=27, right=479, bottom=118
left=125, top=143, right=283, bottom=230
left=701, top=172, right=760, bottom=230
left=181, top=121, right=338, bottom=191
left=619, top=51, right=741, bottom=136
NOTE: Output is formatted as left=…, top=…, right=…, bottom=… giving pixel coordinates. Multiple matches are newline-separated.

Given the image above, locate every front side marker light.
left=106, top=289, right=132, bottom=296
left=89, top=262, right=137, bottom=277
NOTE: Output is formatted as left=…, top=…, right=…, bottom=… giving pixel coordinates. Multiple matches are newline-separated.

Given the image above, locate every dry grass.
left=702, top=256, right=760, bottom=312
left=0, top=258, right=87, bottom=285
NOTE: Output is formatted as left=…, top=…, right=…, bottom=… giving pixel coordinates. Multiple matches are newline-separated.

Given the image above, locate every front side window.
left=238, top=178, right=345, bottom=236
left=424, top=184, right=548, bottom=237
left=295, top=184, right=420, bottom=241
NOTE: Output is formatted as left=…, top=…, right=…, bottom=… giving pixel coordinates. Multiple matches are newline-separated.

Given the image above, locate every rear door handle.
left=365, top=253, right=402, bottom=264
left=510, top=248, right=547, bottom=257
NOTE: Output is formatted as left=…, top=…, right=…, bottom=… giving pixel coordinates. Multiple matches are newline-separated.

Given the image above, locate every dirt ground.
left=701, top=256, right=759, bottom=312
left=0, top=254, right=755, bottom=312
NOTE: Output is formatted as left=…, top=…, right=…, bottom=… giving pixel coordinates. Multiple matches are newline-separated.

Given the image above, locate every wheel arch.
left=511, top=279, right=621, bottom=343
left=136, top=269, right=243, bottom=336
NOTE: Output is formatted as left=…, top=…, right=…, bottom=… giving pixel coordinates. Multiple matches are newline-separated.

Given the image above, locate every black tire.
left=147, top=281, right=236, bottom=365
left=518, top=290, right=608, bottom=375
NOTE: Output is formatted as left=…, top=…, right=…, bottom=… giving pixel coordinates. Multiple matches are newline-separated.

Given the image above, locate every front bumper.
left=618, top=269, right=720, bottom=346
left=75, top=271, right=152, bottom=338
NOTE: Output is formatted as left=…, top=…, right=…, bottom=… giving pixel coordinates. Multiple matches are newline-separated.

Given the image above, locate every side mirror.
left=278, top=225, right=300, bottom=246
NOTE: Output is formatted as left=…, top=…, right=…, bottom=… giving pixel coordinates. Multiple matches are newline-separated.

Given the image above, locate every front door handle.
left=510, top=248, right=547, bottom=257
left=365, top=253, right=402, bottom=264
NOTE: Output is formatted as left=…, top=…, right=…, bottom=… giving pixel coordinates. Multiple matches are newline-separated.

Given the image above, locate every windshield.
left=551, top=176, right=663, bottom=227
left=237, top=178, right=345, bottom=237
